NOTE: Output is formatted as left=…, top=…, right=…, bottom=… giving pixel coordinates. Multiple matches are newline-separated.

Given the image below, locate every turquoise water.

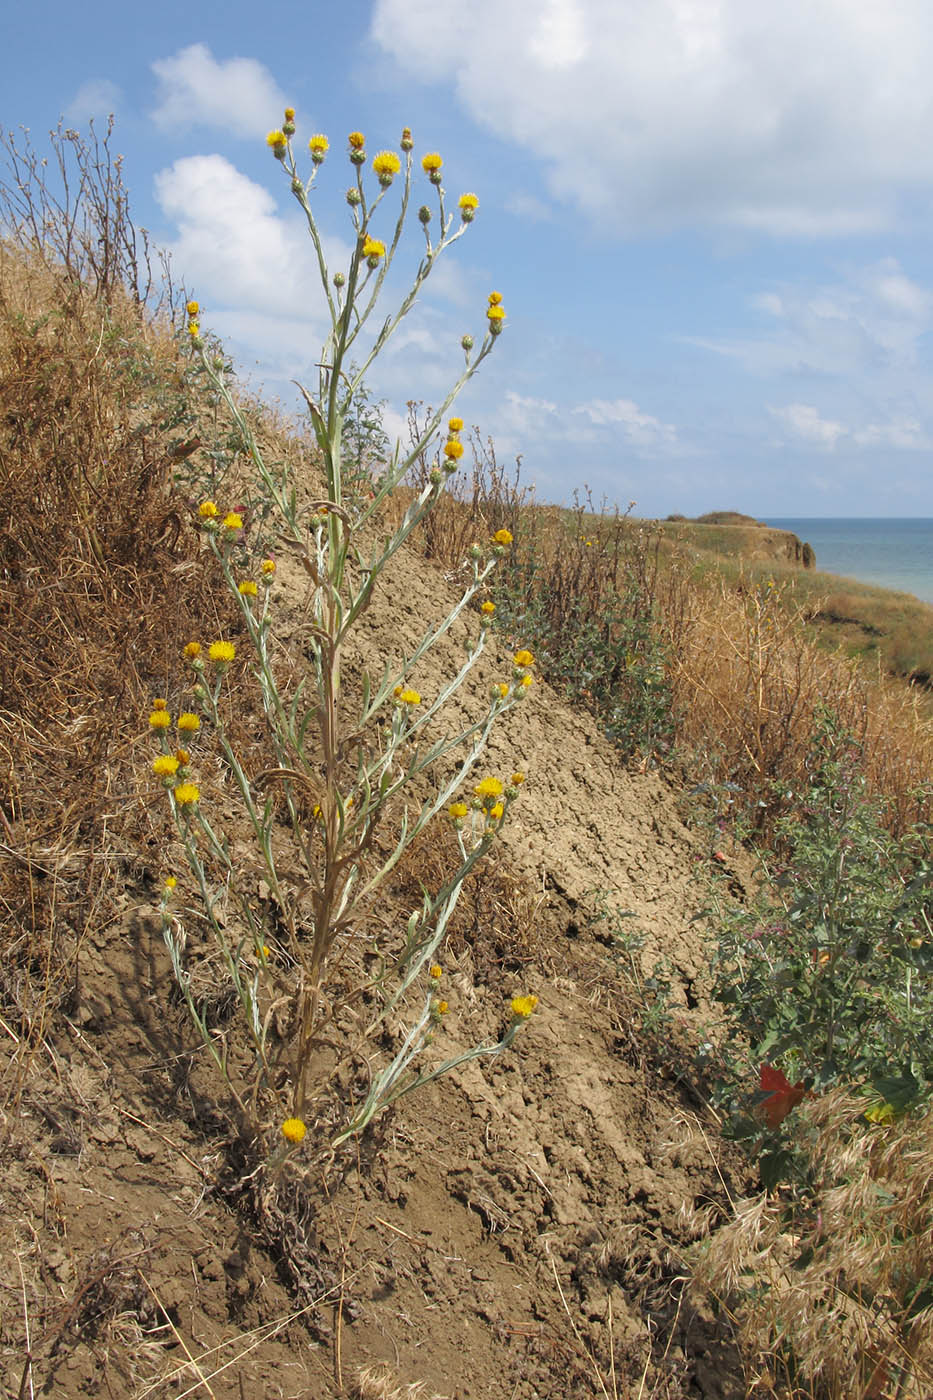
left=767, top=519, right=933, bottom=605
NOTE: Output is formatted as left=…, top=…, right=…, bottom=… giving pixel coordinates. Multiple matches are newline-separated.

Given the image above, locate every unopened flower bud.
left=461, top=334, right=474, bottom=352
left=334, top=271, right=346, bottom=288
left=400, top=127, right=413, bottom=151
left=418, top=205, right=432, bottom=225
left=291, top=177, right=303, bottom=195
left=430, top=468, right=442, bottom=485
left=346, top=188, right=362, bottom=206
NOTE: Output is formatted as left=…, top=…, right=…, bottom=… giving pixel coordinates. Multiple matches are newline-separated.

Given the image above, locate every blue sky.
left=5, top=0, right=933, bottom=517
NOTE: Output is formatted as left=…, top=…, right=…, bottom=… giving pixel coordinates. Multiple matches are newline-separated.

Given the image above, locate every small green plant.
left=708, top=709, right=933, bottom=1183
left=148, top=113, right=538, bottom=1155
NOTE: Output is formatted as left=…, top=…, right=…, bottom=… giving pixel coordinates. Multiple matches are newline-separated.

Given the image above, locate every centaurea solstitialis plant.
left=151, top=110, right=538, bottom=1157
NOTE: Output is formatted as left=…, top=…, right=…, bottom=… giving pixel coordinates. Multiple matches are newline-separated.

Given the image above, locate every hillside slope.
left=1, top=515, right=746, bottom=1399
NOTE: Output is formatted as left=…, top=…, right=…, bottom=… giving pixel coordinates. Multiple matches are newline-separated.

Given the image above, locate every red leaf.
left=758, top=1064, right=805, bottom=1128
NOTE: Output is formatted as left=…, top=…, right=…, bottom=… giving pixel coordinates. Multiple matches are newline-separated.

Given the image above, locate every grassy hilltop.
left=1, top=130, right=933, bottom=1400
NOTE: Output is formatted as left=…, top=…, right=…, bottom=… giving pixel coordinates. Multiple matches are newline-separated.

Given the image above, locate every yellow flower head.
left=458, top=192, right=479, bottom=213
left=222, top=511, right=243, bottom=531
left=514, top=649, right=535, bottom=668
left=184, top=641, right=202, bottom=659
left=175, top=747, right=190, bottom=766
left=443, top=439, right=464, bottom=461
left=348, top=131, right=365, bottom=150
left=266, top=130, right=288, bottom=150
left=488, top=291, right=503, bottom=306
left=496, top=682, right=509, bottom=699
left=261, top=557, right=276, bottom=575
left=474, top=776, right=504, bottom=801
left=198, top=500, right=218, bottom=519
left=309, top=133, right=329, bottom=160
left=152, top=698, right=167, bottom=711
left=481, top=600, right=495, bottom=614
left=437, top=1000, right=449, bottom=1015
left=208, top=640, right=236, bottom=664
left=373, top=150, right=401, bottom=180
left=492, top=528, right=513, bottom=546
left=487, top=304, right=506, bottom=323
left=238, top=580, right=258, bottom=597
left=488, top=802, right=504, bottom=821
left=186, top=300, right=199, bottom=316
left=429, top=964, right=443, bottom=979
left=511, top=771, right=525, bottom=786
left=519, top=673, right=534, bottom=688
left=421, top=152, right=443, bottom=173
left=149, top=709, right=171, bottom=729
left=187, top=321, right=200, bottom=338
left=511, top=994, right=539, bottom=1020
left=164, top=875, right=177, bottom=890
left=282, top=1117, right=307, bottom=1144
left=448, top=418, right=464, bottom=435
left=397, top=687, right=421, bottom=705
left=177, top=712, right=200, bottom=733
left=284, top=107, right=295, bottom=121
left=448, top=802, right=469, bottom=820
left=152, top=755, right=180, bottom=777
left=362, top=236, right=386, bottom=263
left=174, top=782, right=200, bottom=807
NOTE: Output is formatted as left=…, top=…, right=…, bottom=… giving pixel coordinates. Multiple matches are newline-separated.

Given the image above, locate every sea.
left=766, top=518, right=933, bottom=606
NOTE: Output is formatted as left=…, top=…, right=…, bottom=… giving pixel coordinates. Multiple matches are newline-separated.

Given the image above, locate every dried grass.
left=693, top=1091, right=933, bottom=1399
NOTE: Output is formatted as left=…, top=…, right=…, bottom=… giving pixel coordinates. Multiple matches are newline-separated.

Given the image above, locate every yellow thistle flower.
left=474, top=776, right=504, bottom=801
left=149, top=710, right=171, bottom=729
left=208, top=640, right=236, bottom=664
left=421, top=152, right=442, bottom=173
left=177, top=712, right=200, bottom=733
left=397, top=687, right=421, bottom=705
left=511, top=771, right=525, bottom=786
left=309, top=133, right=329, bottom=160
left=261, top=558, right=276, bottom=575
left=487, top=304, right=506, bottom=323
left=187, top=321, right=199, bottom=338
left=164, top=875, right=177, bottom=890
left=458, top=192, right=479, bottom=213
left=284, top=106, right=295, bottom=121
left=511, top=994, right=539, bottom=1019
left=152, top=755, right=180, bottom=777
left=514, top=650, right=535, bottom=667
left=348, top=131, right=365, bottom=150
left=238, top=580, right=258, bottom=597
left=198, top=500, right=219, bottom=519
left=448, top=802, right=469, bottom=820
left=175, top=748, right=190, bottom=766
left=488, top=802, right=504, bottom=820
left=259, top=944, right=271, bottom=959
left=519, top=673, right=534, bottom=688
left=186, top=300, right=199, bottom=316
left=448, top=416, right=464, bottom=432
left=282, top=1117, right=307, bottom=1143
left=362, top=236, right=386, bottom=263
left=152, top=698, right=168, bottom=711
left=266, top=130, right=288, bottom=150
left=429, top=964, right=443, bottom=979
left=437, top=1000, right=449, bottom=1015
left=496, top=682, right=509, bottom=699
left=488, top=291, right=503, bottom=306
left=174, top=783, right=200, bottom=807
left=373, top=150, right=401, bottom=179
left=443, top=439, right=464, bottom=460
left=481, top=601, right=495, bottom=614
left=222, top=511, right=243, bottom=531
left=492, top=528, right=513, bottom=546
left=184, top=641, right=201, bottom=659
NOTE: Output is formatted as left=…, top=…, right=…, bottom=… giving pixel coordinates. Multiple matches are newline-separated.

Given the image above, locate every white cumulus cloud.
left=371, top=0, right=933, bottom=236
left=769, top=403, right=846, bottom=449
left=575, top=397, right=680, bottom=453
left=151, top=44, right=287, bottom=139
left=65, top=80, right=123, bottom=124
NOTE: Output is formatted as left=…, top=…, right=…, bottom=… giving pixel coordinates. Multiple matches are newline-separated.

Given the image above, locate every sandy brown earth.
left=0, top=526, right=751, bottom=1399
